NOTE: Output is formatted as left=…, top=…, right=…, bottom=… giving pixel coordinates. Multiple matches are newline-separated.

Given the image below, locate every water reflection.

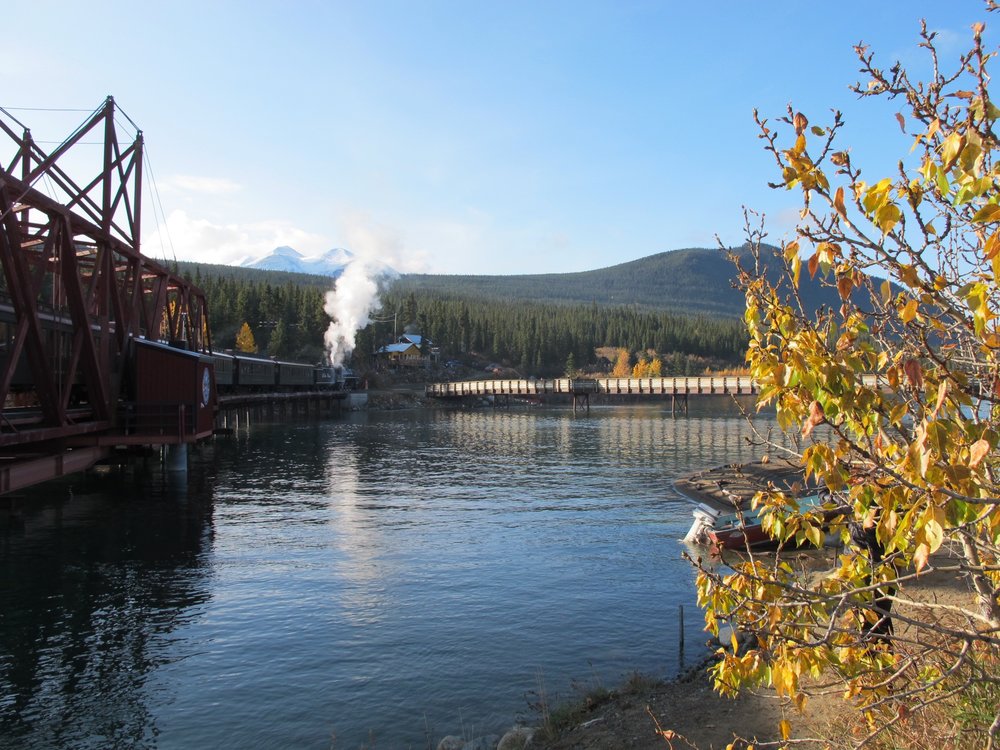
left=0, top=405, right=789, bottom=749
left=0, top=461, right=215, bottom=750
left=324, top=439, right=394, bottom=626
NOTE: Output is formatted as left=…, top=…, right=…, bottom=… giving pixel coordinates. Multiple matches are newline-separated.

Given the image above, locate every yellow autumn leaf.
left=772, top=663, right=793, bottom=696
left=837, top=274, right=853, bottom=300
left=900, top=298, right=918, bottom=323
left=971, top=204, right=1000, bottom=223
left=982, top=229, right=1000, bottom=263
left=780, top=719, right=792, bottom=740
left=806, top=524, right=824, bottom=548
left=941, top=132, right=964, bottom=170
left=877, top=203, right=902, bottom=234
left=933, top=379, right=948, bottom=417
left=923, top=516, right=944, bottom=553
left=783, top=240, right=800, bottom=262
left=969, top=438, right=990, bottom=468
left=808, top=253, right=820, bottom=279
left=801, top=400, right=825, bottom=438
left=899, top=264, right=920, bottom=287
left=913, top=542, right=930, bottom=573
left=903, top=359, right=924, bottom=388
left=834, top=186, right=847, bottom=217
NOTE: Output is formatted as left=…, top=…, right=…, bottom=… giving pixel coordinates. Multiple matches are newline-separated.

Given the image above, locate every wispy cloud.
left=161, top=175, right=243, bottom=195
left=336, top=210, right=430, bottom=273
left=143, top=210, right=329, bottom=266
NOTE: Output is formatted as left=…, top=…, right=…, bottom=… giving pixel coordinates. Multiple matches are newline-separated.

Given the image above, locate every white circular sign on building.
left=201, top=367, right=211, bottom=407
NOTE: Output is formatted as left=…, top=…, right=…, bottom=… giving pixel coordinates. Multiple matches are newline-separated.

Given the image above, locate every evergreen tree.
left=401, top=292, right=418, bottom=329
left=564, top=352, right=576, bottom=377
left=268, top=319, right=289, bottom=358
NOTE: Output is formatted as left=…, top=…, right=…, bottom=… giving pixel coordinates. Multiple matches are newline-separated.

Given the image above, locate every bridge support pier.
left=164, top=444, right=188, bottom=473
left=573, top=392, right=590, bottom=414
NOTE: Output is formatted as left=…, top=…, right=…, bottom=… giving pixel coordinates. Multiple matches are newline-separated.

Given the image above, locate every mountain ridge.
left=391, top=244, right=844, bottom=318
left=241, top=246, right=398, bottom=278
left=191, top=244, right=852, bottom=320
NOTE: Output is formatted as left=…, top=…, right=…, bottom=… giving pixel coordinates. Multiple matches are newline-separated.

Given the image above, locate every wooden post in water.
left=678, top=604, right=685, bottom=670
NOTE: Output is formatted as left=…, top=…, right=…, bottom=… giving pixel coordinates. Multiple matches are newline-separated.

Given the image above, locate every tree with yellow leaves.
left=611, top=347, right=632, bottom=378
left=695, top=14, right=1000, bottom=749
left=235, top=321, right=258, bottom=354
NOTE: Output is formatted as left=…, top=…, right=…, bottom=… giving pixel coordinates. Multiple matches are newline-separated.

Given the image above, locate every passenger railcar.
left=208, top=351, right=354, bottom=393
left=276, top=360, right=315, bottom=388
left=235, top=355, right=277, bottom=388
left=211, top=352, right=235, bottom=387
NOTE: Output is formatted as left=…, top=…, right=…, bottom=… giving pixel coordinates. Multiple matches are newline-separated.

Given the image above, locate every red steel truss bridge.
left=0, top=98, right=217, bottom=493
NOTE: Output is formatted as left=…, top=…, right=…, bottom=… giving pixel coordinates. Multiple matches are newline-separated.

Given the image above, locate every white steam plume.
left=323, top=215, right=422, bottom=366
left=324, top=258, right=383, bottom=366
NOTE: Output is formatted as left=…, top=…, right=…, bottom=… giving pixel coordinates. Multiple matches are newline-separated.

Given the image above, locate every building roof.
left=377, top=342, right=420, bottom=354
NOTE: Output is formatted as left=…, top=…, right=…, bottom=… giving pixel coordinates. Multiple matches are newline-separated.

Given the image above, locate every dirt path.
left=533, top=667, right=788, bottom=750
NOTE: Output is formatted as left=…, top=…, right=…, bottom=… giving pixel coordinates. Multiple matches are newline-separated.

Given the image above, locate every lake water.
left=0, top=402, right=774, bottom=749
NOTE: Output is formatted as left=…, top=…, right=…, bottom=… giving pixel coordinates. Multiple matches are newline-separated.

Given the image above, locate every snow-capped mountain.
left=242, top=246, right=393, bottom=278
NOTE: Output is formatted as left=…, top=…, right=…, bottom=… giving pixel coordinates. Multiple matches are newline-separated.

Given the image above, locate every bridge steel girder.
left=0, top=98, right=213, bottom=450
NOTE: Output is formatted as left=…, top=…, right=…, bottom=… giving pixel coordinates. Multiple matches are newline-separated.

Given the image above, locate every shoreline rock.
left=436, top=726, right=536, bottom=750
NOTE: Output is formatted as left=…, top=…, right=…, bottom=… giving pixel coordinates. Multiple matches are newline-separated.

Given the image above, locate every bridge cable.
left=141, top=143, right=179, bottom=267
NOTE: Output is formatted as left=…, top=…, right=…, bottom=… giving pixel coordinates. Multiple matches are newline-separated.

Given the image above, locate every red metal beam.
left=0, top=99, right=213, bottom=464
left=0, top=445, right=111, bottom=495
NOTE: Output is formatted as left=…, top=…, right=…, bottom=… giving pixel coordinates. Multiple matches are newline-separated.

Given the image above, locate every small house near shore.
left=376, top=333, right=438, bottom=368
left=377, top=341, right=423, bottom=366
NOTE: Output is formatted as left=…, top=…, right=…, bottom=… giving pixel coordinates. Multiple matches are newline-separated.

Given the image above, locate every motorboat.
left=685, top=493, right=829, bottom=549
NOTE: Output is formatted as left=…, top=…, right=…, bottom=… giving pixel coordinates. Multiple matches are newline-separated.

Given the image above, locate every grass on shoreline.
left=529, top=670, right=666, bottom=744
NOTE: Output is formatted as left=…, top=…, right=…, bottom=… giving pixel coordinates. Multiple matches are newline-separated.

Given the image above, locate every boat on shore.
left=677, top=458, right=837, bottom=550
left=685, top=493, right=828, bottom=549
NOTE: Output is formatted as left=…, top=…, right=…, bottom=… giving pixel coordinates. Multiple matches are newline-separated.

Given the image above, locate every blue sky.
left=2, top=1, right=993, bottom=275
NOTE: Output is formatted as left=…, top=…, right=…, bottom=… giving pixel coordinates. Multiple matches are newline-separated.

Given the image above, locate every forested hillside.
left=176, top=248, right=788, bottom=373
left=365, top=291, right=747, bottom=375
left=178, top=262, right=331, bottom=362
left=391, top=244, right=846, bottom=316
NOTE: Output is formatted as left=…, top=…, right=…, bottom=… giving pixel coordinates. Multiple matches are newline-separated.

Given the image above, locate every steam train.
left=209, top=351, right=357, bottom=393
left=0, top=313, right=356, bottom=410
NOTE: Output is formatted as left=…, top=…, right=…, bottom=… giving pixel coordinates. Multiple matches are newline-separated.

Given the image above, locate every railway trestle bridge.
left=426, top=375, right=882, bottom=412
